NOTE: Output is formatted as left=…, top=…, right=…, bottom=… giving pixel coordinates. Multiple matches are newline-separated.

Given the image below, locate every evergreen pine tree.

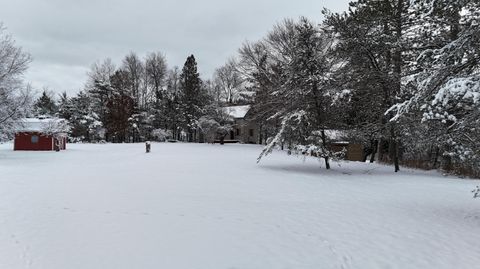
left=34, top=90, right=57, bottom=117
left=179, top=55, right=206, bottom=142
left=57, top=91, right=73, bottom=121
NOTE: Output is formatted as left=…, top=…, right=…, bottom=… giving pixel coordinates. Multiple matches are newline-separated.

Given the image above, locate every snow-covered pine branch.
left=257, top=110, right=306, bottom=163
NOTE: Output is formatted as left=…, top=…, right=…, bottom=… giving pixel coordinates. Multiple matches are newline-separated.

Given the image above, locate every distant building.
left=324, top=130, right=364, bottom=162
left=14, top=118, right=68, bottom=151
left=223, top=105, right=259, bottom=144
left=329, top=142, right=364, bottom=162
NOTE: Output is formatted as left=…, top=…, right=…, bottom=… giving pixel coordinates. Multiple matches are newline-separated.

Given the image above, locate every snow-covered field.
left=0, top=142, right=479, bottom=269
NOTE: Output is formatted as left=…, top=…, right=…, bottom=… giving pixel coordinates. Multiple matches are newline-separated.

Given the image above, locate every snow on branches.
left=40, top=119, right=70, bottom=136
left=257, top=111, right=306, bottom=163
left=293, top=143, right=346, bottom=161
left=424, top=77, right=480, bottom=122
left=383, top=0, right=480, bottom=171
left=257, top=110, right=344, bottom=168
left=0, top=23, right=32, bottom=140
left=151, top=129, right=172, bottom=142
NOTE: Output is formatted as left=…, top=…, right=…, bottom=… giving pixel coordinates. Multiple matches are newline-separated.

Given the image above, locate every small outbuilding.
left=325, top=130, right=364, bottom=162
left=14, top=118, right=69, bottom=151
left=330, top=142, right=364, bottom=162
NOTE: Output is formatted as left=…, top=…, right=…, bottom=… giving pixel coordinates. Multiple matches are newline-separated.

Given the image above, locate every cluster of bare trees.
left=70, top=52, right=177, bottom=142
left=86, top=52, right=168, bottom=113
left=46, top=52, right=233, bottom=143
left=71, top=51, right=252, bottom=143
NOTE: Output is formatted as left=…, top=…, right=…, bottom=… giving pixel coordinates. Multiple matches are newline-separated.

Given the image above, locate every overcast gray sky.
left=1, top=0, right=350, bottom=95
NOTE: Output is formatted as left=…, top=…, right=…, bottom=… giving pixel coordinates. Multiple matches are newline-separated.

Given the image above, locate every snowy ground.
left=0, top=142, right=479, bottom=269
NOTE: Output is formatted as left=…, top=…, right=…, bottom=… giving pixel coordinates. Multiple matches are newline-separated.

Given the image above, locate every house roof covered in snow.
left=16, top=118, right=69, bottom=134
left=325, top=130, right=347, bottom=141
left=223, top=105, right=251, bottom=119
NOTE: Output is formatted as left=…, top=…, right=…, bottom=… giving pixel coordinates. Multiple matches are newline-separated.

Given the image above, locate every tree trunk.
left=370, top=140, right=378, bottom=163
left=393, top=142, right=400, bottom=172
left=188, top=130, right=194, bottom=142
left=377, top=138, right=384, bottom=163
left=325, top=156, right=331, bottom=170
left=390, top=126, right=400, bottom=172
left=321, top=130, right=331, bottom=170
left=389, top=0, right=404, bottom=173
left=258, top=124, right=263, bottom=145
left=432, top=147, right=440, bottom=168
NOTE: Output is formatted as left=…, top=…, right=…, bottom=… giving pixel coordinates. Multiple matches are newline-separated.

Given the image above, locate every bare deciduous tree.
left=213, top=58, right=243, bottom=104
left=145, top=52, right=167, bottom=95
left=0, top=23, right=32, bottom=139
left=122, top=52, right=145, bottom=109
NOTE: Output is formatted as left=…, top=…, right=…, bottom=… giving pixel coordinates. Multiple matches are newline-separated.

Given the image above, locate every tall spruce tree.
left=179, top=55, right=206, bottom=142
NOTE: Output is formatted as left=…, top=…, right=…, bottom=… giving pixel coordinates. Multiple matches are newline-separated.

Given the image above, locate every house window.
left=249, top=129, right=254, bottom=137
left=31, top=135, right=39, bottom=144
left=236, top=129, right=241, bottom=136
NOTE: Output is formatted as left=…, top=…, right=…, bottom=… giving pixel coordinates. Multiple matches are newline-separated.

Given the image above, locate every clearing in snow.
left=0, top=143, right=479, bottom=269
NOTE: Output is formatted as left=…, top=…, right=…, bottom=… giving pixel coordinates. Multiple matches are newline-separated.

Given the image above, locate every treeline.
left=33, top=53, right=245, bottom=143
left=235, top=0, right=478, bottom=176
left=3, top=0, right=479, bottom=176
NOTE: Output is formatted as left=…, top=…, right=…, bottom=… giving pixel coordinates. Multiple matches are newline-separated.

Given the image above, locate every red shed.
left=14, top=118, right=68, bottom=151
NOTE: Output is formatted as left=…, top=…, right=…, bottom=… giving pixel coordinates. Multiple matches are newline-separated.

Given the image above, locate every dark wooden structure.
left=330, top=142, right=364, bottom=162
